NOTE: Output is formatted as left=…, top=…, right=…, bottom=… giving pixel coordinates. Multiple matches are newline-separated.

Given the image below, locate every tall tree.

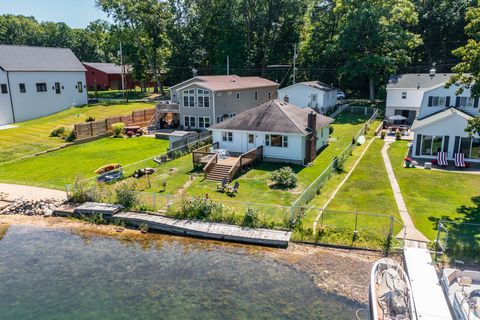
left=335, top=0, right=422, bottom=101
left=0, top=15, right=42, bottom=45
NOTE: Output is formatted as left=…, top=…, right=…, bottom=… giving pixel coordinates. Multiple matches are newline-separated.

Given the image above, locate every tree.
left=335, top=0, right=422, bottom=101
left=448, top=3, right=480, bottom=137
left=0, top=15, right=42, bottom=45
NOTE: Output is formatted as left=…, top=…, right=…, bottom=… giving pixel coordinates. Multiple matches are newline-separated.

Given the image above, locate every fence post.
left=354, top=212, right=358, bottom=235
left=152, top=192, right=156, bottom=212
left=389, top=216, right=394, bottom=238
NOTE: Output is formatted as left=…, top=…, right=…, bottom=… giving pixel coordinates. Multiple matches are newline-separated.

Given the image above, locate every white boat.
left=369, top=258, right=417, bottom=320
left=442, top=268, right=480, bottom=320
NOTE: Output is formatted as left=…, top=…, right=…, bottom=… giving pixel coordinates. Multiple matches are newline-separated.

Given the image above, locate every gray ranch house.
left=168, top=75, right=279, bottom=130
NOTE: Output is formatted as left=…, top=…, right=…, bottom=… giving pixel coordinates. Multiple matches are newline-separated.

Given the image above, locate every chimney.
left=305, top=112, right=318, bottom=163
left=283, top=94, right=289, bottom=103
left=308, top=111, right=317, bottom=132
left=429, top=67, right=436, bottom=78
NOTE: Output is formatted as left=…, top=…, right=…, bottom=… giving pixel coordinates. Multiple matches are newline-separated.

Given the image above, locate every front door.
left=247, top=134, right=256, bottom=151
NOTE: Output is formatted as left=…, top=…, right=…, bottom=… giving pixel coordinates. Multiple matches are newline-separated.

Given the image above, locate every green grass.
left=0, top=137, right=169, bottom=190
left=0, top=102, right=155, bottom=163
left=388, top=141, right=480, bottom=241
left=88, top=87, right=169, bottom=100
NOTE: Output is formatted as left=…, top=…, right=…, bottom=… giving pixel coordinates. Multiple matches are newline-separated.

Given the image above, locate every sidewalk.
left=0, top=183, right=66, bottom=201
left=380, top=141, right=429, bottom=245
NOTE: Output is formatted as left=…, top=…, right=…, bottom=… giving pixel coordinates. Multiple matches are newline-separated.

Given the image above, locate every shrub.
left=173, top=197, right=229, bottom=222
left=85, top=116, right=95, bottom=122
left=380, top=130, right=386, bottom=140
left=395, top=130, right=402, bottom=141
left=271, top=167, right=297, bottom=189
left=63, top=129, right=76, bottom=142
left=50, top=126, right=65, bottom=137
left=111, top=122, right=125, bottom=137
left=69, top=180, right=95, bottom=203
left=114, top=182, right=138, bottom=210
left=242, top=207, right=260, bottom=228
left=329, top=126, right=334, bottom=135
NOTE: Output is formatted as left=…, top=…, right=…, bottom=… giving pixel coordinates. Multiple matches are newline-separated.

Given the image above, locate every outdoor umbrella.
left=389, top=115, right=407, bottom=121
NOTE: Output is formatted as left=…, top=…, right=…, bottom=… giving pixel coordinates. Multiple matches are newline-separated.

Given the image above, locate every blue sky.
left=0, top=0, right=111, bottom=28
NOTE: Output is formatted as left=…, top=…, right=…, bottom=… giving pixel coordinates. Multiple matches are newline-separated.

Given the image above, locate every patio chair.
left=454, top=153, right=466, bottom=168
left=436, top=151, right=448, bottom=166
left=228, top=181, right=240, bottom=195
left=216, top=177, right=228, bottom=192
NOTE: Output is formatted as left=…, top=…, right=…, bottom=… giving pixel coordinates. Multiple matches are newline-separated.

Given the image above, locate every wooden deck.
left=113, top=211, right=291, bottom=247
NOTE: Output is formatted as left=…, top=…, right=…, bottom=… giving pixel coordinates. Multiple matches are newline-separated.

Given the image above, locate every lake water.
left=0, top=226, right=361, bottom=319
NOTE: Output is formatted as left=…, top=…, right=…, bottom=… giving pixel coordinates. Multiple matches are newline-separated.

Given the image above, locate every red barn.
left=83, top=62, right=135, bottom=91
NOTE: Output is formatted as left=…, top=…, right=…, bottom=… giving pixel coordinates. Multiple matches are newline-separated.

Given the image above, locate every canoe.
left=95, top=163, right=122, bottom=174
left=369, top=258, right=417, bottom=320
left=97, top=170, right=123, bottom=183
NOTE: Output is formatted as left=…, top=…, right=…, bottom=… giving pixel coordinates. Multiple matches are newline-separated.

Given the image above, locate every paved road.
left=0, top=183, right=66, bottom=201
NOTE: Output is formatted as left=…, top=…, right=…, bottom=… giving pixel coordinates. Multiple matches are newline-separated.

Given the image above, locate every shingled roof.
left=83, top=62, right=132, bottom=74
left=300, top=81, right=337, bottom=92
left=0, top=45, right=86, bottom=72
left=173, top=75, right=278, bottom=92
left=210, top=99, right=334, bottom=135
left=387, top=73, right=454, bottom=90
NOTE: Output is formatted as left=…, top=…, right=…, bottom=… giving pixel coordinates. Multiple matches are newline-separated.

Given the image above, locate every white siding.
left=6, top=71, right=87, bottom=124
left=316, top=126, right=329, bottom=150
left=0, top=70, right=14, bottom=125
left=418, top=85, right=476, bottom=118
left=385, top=88, right=424, bottom=118
left=278, top=84, right=337, bottom=110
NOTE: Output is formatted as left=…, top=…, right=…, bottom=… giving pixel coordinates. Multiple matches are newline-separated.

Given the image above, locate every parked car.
left=337, top=91, right=346, bottom=99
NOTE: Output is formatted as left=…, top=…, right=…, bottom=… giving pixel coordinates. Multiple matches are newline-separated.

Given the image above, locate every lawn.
left=0, top=137, right=169, bottom=190
left=0, top=101, right=155, bottom=163
left=88, top=87, right=169, bottom=100
left=388, top=141, right=480, bottom=241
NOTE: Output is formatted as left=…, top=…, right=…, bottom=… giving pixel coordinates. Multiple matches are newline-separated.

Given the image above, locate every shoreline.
left=0, top=214, right=383, bottom=305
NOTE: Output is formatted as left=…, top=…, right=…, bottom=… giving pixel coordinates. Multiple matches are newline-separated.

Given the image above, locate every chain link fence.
left=435, top=220, right=480, bottom=265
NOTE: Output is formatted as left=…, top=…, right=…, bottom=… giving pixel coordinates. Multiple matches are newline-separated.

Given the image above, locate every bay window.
left=265, top=135, right=288, bottom=148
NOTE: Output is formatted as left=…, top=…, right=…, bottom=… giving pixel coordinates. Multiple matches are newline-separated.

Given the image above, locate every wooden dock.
left=114, top=211, right=291, bottom=247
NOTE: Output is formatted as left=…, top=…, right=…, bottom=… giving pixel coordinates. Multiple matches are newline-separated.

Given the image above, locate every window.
left=19, top=83, right=26, bottom=93
left=197, top=89, right=210, bottom=108
left=402, top=92, right=407, bottom=99
left=229, top=113, right=236, bottom=118
left=459, top=97, right=474, bottom=108
left=36, top=83, right=47, bottom=92
left=55, top=82, right=61, bottom=94
left=254, top=91, right=258, bottom=101
left=1, top=84, right=7, bottom=94
left=183, top=89, right=195, bottom=107
left=236, top=92, right=240, bottom=100
left=420, top=135, right=444, bottom=156
left=428, top=96, right=446, bottom=107
left=457, top=137, right=480, bottom=159
left=216, top=115, right=224, bottom=123
left=248, top=134, right=255, bottom=144
left=77, top=81, right=83, bottom=93
left=268, top=92, right=272, bottom=99
left=222, top=132, right=233, bottom=142
left=471, top=138, right=480, bottom=159
left=265, top=135, right=288, bottom=148
left=184, top=116, right=196, bottom=128
left=198, top=116, right=210, bottom=128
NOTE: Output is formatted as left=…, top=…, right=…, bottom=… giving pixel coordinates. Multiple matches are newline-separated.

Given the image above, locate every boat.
left=369, top=258, right=417, bottom=320
left=97, top=169, right=123, bottom=183
left=133, top=168, right=155, bottom=178
left=94, top=163, right=122, bottom=174
left=442, top=268, right=480, bottom=320
left=357, top=135, right=366, bottom=145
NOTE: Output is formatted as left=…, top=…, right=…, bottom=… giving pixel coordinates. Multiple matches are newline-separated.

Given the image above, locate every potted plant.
left=380, top=130, right=386, bottom=140
left=395, top=130, right=402, bottom=141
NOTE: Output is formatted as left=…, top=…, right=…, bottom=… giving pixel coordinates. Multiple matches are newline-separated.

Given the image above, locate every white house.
left=208, top=99, right=334, bottom=165
left=385, top=71, right=478, bottom=125
left=0, top=45, right=88, bottom=126
left=277, top=81, right=337, bottom=113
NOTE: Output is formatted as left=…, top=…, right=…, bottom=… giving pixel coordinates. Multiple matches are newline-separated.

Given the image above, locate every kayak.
left=94, top=163, right=122, bottom=174
left=97, top=170, right=123, bottom=183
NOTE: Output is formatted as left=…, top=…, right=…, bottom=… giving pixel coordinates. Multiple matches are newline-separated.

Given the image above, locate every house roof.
left=411, top=107, right=474, bottom=131
left=209, top=99, right=334, bottom=135
left=387, top=73, right=454, bottom=90
left=0, top=45, right=86, bottom=72
left=300, top=81, right=337, bottom=92
left=83, top=62, right=131, bottom=74
left=172, top=75, right=278, bottom=92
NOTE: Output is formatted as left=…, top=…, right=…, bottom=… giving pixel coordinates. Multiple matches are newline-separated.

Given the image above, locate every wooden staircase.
left=206, top=163, right=234, bottom=181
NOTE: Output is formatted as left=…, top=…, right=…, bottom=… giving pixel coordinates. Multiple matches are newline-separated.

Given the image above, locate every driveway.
left=0, top=183, right=66, bottom=201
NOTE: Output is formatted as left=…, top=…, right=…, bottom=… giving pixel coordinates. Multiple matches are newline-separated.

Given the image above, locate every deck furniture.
left=454, top=153, right=466, bottom=168
left=227, top=182, right=239, bottom=195
left=216, top=178, right=228, bottom=192
left=436, top=151, right=448, bottom=166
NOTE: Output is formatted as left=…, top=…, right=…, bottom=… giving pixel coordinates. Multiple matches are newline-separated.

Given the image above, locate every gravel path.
left=0, top=183, right=66, bottom=201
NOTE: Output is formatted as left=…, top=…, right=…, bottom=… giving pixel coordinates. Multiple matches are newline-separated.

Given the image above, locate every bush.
left=271, top=167, right=297, bottom=189
left=395, top=130, right=402, bottom=141
left=329, top=126, right=334, bottom=135
left=69, top=180, right=95, bottom=203
left=380, top=130, right=386, bottom=140
left=63, top=129, right=76, bottom=142
left=242, top=207, right=260, bottom=228
left=85, top=116, right=95, bottom=122
left=112, top=122, right=125, bottom=138
left=50, top=126, right=65, bottom=137
left=114, top=182, right=138, bottom=210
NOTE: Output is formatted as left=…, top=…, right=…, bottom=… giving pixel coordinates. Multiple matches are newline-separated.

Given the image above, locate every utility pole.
left=119, top=41, right=126, bottom=102
left=293, top=43, right=297, bottom=84
left=226, top=56, right=230, bottom=75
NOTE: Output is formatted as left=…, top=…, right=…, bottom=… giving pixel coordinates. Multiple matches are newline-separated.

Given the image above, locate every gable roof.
left=411, top=107, right=474, bottom=131
left=0, top=45, right=86, bottom=72
left=300, top=81, right=337, bottom=92
left=210, top=99, right=334, bottom=135
left=387, top=73, right=454, bottom=90
left=171, top=75, right=278, bottom=92
left=83, top=62, right=129, bottom=74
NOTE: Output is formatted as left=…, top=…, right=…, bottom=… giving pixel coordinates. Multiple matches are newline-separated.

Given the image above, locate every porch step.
left=206, top=164, right=233, bottom=181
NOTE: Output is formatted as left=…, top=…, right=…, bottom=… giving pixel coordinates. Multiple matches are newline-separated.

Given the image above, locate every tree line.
left=0, top=0, right=478, bottom=100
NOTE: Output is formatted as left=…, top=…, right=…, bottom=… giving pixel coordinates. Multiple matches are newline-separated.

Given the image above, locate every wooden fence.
left=74, top=108, right=155, bottom=140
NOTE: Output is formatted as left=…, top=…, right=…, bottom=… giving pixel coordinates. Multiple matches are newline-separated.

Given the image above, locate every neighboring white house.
left=385, top=71, right=478, bottom=125
left=208, top=99, right=334, bottom=165
left=277, top=81, right=337, bottom=113
left=0, top=45, right=88, bottom=125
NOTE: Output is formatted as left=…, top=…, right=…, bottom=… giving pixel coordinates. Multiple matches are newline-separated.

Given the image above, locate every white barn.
left=0, top=45, right=88, bottom=125
left=208, top=99, right=334, bottom=165
left=278, top=81, right=338, bottom=113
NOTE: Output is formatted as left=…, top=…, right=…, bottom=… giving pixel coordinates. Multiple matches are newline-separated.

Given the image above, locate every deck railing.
left=227, top=145, right=264, bottom=180
left=203, top=153, right=218, bottom=178
left=192, top=142, right=220, bottom=166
